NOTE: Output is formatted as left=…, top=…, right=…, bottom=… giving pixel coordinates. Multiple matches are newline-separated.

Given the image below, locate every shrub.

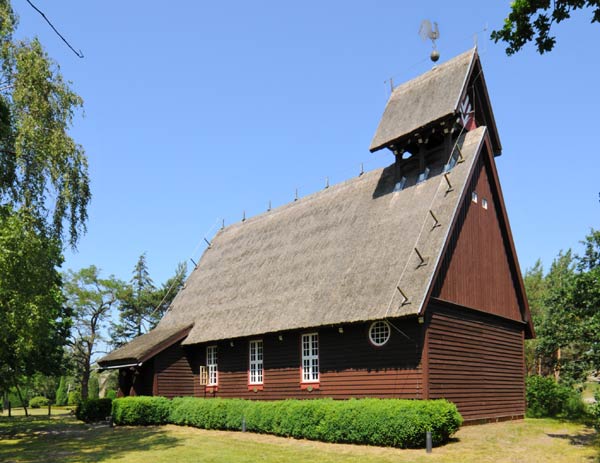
left=589, top=391, right=600, bottom=431
left=168, top=397, right=462, bottom=448
left=525, top=375, right=582, bottom=418
left=112, top=396, right=172, bottom=425
left=55, top=377, right=68, bottom=406
left=68, top=390, right=82, bottom=406
left=105, top=389, right=117, bottom=400
left=76, top=398, right=113, bottom=423
left=562, top=388, right=586, bottom=419
left=29, top=396, right=50, bottom=408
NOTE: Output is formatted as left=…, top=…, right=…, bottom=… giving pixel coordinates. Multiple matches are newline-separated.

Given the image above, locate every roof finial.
left=419, top=19, right=440, bottom=63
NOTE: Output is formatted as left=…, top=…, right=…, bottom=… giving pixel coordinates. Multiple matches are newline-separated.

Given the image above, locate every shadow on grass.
left=547, top=429, right=600, bottom=463
left=547, top=432, right=597, bottom=447
left=0, top=416, right=181, bottom=463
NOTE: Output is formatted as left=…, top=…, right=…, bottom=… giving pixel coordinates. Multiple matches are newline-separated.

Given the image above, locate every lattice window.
left=249, top=340, right=263, bottom=384
left=301, top=333, right=319, bottom=382
left=369, top=321, right=391, bottom=346
left=206, top=345, right=218, bottom=386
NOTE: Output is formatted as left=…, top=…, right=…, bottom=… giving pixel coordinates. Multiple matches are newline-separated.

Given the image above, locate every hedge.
left=76, top=398, right=113, bottom=423
left=112, top=396, right=172, bottom=425
left=113, top=396, right=462, bottom=448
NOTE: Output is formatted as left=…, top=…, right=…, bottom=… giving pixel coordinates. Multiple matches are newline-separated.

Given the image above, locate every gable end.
left=429, top=138, right=532, bottom=335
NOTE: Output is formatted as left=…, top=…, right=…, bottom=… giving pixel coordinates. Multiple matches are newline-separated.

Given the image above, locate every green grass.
left=0, top=415, right=598, bottom=463
left=1, top=406, right=75, bottom=417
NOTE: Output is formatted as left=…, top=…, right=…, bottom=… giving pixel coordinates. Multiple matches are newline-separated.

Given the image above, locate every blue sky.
left=13, top=1, right=600, bottom=285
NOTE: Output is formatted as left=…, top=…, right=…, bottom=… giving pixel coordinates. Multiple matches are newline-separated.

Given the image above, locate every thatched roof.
left=150, top=127, right=487, bottom=346
left=98, top=324, right=192, bottom=368
left=370, top=49, right=476, bottom=153
left=99, top=49, right=498, bottom=365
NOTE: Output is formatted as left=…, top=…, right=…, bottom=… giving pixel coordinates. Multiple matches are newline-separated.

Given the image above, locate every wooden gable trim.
left=421, top=130, right=533, bottom=338
left=139, top=325, right=194, bottom=364
left=101, top=325, right=193, bottom=369
left=456, top=51, right=502, bottom=156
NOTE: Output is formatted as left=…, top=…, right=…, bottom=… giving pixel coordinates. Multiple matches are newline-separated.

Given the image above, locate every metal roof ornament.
left=419, top=19, right=440, bottom=63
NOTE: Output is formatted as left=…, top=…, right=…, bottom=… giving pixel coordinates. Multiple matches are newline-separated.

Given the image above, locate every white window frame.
left=369, top=320, right=391, bottom=346
left=249, top=339, right=264, bottom=385
left=206, top=345, right=218, bottom=386
left=301, top=333, right=319, bottom=383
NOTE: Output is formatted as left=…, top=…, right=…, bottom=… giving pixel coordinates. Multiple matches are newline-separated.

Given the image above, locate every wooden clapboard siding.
left=425, top=302, right=525, bottom=421
left=153, top=341, right=195, bottom=398
left=433, top=153, right=523, bottom=322
left=188, top=320, right=423, bottom=400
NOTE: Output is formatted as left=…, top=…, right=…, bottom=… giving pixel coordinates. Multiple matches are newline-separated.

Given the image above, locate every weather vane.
left=419, top=20, right=440, bottom=63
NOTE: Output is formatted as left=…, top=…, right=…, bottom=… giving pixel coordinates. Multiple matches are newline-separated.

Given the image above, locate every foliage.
left=526, top=376, right=574, bottom=418
left=88, top=375, right=99, bottom=400
left=491, top=0, right=600, bottom=55
left=105, top=389, right=117, bottom=400
left=525, top=230, right=600, bottom=385
left=63, top=266, right=125, bottom=400
left=113, top=396, right=462, bottom=448
left=67, top=390, right=81, bottom=406
left=112, top=396, right=172, bottom=426
left=75, top=398, right=112, bottom=423
left=590, top=391, right=600, bottom=430
left=55, top=377, right=68, bottom=406
left=0, top=208, right=69, bottom=393
left=0, top=0, right=88, bottom=412
left=111, top=257, right=186, bottom=347
left=0, top=1, right=90, bottom=248
left=28, top=396, right=49, bottom=408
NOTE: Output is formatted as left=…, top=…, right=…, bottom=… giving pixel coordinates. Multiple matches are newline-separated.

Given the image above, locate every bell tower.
left=370, top=49, right=501, bottom=188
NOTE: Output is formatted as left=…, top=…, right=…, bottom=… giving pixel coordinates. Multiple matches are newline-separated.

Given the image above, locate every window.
left=393, top=176, right=407, bottom=192
left=249, top=340, right=263, bottom=384
left=482, top=198, right=488, bottom=210
left=471, top=191, right=478, bottom=203
left=369, top=321, right=391, bottom=346
left=417, top=167, right=430, bottom=184
left=301, top=333, right=319, bottom=382
left=206, top=345, right=218, bottom=386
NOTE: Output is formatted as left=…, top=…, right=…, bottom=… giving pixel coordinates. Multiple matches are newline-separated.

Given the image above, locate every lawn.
left=0, top=415, right=598, bottom=463
left=1, top=406, right=75, bottom=418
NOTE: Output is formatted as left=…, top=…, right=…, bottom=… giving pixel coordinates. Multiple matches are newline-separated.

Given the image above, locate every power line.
left=25, top=0, right=84, bottom=58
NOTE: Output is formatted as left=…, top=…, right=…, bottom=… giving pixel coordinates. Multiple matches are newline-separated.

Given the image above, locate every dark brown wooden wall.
left=154, top=342, right=195, bottom=398
left=182, top=320, right=423, bottom=400
left=433, top=155, right=522, bottom=322
left=425, top=302, right=525, bottom=422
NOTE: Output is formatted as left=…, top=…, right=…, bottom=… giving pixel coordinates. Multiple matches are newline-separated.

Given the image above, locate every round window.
left=369, top=321, right=391, bottom=346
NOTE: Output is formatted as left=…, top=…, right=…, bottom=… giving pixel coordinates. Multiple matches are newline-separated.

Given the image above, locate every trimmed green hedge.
left=113, top=396, right=462, bottom=448
left=112, top=396, right=172, bottom=425
left=76, top=398, right=113, bottom=423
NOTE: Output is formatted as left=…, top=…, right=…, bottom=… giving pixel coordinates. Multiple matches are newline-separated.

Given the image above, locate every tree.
left=491, top=1, right=600, bottom=55
left=523, top=260, right=547, bottom=375
left=147, top=261, right=187, bottom=328
left=64, top=266, right=124, bottom=400
left=111, top=257, right=186, bottom=347
left=0, top=207, right=70, bottom=414
left=0, top=1, right=89, bottom=412
left=532, top=230, right=600, bottom=384
left=55, top=376, right=67, bottom=406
